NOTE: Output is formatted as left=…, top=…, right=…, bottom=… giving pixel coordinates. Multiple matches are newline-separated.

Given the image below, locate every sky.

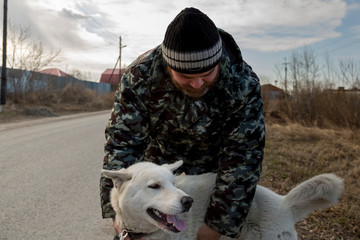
left=1, top=0, right=360, bottom=84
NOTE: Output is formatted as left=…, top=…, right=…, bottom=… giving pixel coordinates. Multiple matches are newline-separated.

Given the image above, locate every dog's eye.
left=148, top=183, right=161, bottom=189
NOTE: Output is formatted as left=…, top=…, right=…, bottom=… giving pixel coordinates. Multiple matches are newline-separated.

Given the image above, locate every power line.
left=314, top=31, right=360, bottom=51
left=319, top=39, right=360, bottom=56
left=74, top=4, right=118, bottom=40
left=74, top=5, right=136, bottom=68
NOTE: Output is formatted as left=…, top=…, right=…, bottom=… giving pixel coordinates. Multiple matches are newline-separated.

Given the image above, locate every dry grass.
left=261, top=123, right=360, bottom=239
left=262, top=88, right=360, bottom=239
left=262, top=90, right=360, bottom=129
left=0, top=84, right=115, bottom=122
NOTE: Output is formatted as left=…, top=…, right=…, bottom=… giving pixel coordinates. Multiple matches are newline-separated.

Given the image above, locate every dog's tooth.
left=154, top=210, right=161, bottom=218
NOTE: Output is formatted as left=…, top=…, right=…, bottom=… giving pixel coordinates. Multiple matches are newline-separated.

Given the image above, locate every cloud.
left=1, top=0, right=350, bottom=80
left=96, top=0, right=347, bottom=53
left=347, top=1, right=360, bottom=11
left=201, top=0, right=347, bottom=52
left=351, top=25, right=360, bottom=39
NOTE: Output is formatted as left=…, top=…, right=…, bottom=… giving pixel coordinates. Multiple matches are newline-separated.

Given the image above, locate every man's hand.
left=197, top=223, right=221, bottom=240
left=113, top=218, right=130, bottom=240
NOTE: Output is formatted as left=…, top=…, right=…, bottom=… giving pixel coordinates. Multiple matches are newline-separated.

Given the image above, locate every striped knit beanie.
left=162, top=7, right=222, bottom=74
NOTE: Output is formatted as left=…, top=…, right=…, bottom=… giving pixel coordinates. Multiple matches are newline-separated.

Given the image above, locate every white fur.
left=102, top=161, right=343, bottom=240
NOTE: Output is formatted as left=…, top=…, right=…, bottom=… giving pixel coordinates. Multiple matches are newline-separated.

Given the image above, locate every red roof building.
left=100, top=68, right=126, bottom=85
left=40, top=68, right=73, bottom=78
left=261, top=84, right=286, bottom=99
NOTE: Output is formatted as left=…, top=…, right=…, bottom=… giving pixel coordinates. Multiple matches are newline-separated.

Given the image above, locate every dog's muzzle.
left=146, top=196, right=193, bottom=233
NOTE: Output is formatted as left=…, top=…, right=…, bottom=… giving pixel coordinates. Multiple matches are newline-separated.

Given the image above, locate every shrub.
left=264, top=89, right=360, bottom=129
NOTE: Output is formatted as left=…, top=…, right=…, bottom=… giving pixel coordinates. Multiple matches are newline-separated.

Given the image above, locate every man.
left=100, top=7, right=265, bottom=240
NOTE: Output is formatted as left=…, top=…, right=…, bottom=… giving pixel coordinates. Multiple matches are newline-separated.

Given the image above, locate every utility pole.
left=282, top=57, right=288, bottom=94
left=0, top=0, right=8, bottom=113
left=119, top=36, right=126, bottom=83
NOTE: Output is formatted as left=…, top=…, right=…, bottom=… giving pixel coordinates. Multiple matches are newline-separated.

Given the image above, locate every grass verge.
left=0, top=84, right=115, bottom=122
left=261, top=123, right=360, bottom=239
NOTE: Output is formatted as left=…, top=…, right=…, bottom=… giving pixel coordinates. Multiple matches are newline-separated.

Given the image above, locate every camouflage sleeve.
left=100, top=70, right=150, bottom=219
left=205, top=73, right=265, bottom=238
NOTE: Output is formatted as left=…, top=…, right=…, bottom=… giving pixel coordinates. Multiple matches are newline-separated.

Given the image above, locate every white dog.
left=102, top=161, right=343, bottom=240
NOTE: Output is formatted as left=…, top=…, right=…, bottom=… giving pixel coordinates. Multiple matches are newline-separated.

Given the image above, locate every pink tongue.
left=166, top=215, right=186, bottom=231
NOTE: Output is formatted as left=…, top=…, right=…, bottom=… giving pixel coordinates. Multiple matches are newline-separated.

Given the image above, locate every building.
left=2, top=67, right=111, bottom=95
left=40, top=68, right=74, bottom=78
left=261, top=84, right=286, bottom=99
left=99, top=69, right=126, bottom=86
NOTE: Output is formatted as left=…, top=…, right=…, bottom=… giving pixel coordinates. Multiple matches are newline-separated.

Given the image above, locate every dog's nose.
left=181, top=196, right=193, bottom=211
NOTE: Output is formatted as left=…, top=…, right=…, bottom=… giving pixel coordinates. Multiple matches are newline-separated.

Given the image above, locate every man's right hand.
left=197, top=223, right=221, bottom=240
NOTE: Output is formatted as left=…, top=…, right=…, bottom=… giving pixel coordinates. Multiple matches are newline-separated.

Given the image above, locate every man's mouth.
left=146, top=208, right=186, bottom=232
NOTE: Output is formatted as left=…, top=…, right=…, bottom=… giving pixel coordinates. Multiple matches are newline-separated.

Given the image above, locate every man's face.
left=168, top=64, right=219, bottom=98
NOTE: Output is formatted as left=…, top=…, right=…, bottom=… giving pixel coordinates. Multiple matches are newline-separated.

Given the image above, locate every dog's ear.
left=162, top=160, right=183, bottom=172
left=102, top=169, right=132, bottom=189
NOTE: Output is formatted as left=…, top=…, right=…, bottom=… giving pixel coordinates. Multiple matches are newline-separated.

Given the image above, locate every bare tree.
left=322, top=54, right=337, bottom=89
left=289, top=50, right=300, bottom=94
left=1, top=21, right=62, bottom=102
left=303, top=47, right=319, bottom=91
left=68, top=68, right=92, bottom=81
left=6, top=21, right=62, bottom=71
left=273, top=63, right=286, bottom=90
left=288, top=47, right=320, bottom=94
left=338, top=57, right=360, bottom=89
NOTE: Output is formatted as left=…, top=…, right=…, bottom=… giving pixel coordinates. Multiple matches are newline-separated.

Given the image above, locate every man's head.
left=162, top=7, right=222, bottom=97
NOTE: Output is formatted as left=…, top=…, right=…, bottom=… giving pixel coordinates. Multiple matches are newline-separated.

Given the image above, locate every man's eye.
left=148, top=184, right=161, bottom=189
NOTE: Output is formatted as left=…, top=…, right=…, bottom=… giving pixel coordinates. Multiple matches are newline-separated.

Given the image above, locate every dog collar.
left=119, top=229, right=149, bottom=240
left=128, top=231, right=149, bottom=239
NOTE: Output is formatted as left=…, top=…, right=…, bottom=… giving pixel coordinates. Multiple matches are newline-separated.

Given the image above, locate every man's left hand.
left=197, top=223, right=221, bottom=240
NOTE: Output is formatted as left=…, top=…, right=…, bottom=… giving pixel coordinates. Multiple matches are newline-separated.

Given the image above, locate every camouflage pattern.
left=100, top=29, right=265, bottom=238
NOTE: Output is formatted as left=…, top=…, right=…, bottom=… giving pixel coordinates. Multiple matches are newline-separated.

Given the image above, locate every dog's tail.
left=281, top=173, right=344, bottom=223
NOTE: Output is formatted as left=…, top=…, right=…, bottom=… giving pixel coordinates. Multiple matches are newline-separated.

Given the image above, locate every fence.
left=0, top=67, right=111, bottom=95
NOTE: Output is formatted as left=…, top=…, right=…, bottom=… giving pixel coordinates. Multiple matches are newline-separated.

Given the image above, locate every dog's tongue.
left=167, top=215, right=186, bottom=231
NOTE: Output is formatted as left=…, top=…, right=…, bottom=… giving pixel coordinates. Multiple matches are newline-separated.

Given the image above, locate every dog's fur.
left=102, top=161, right=343, bottom=240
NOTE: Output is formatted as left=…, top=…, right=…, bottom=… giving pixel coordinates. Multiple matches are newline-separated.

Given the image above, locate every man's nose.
left=190, top=78, right=204, bottom=89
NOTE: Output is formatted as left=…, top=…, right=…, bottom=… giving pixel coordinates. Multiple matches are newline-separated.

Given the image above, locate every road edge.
left=0, top=110, right=111, bottom=132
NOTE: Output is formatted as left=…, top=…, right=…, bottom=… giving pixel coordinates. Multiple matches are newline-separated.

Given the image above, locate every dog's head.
left=102, top=160, right=193, bottom=235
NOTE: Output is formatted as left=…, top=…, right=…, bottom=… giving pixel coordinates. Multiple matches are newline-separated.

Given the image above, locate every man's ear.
left=102, top=169, right=132, bottom=189
left=162, top=160, right=183, bottom=172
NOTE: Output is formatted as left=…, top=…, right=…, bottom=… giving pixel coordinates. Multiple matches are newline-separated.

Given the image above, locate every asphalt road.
left=0, top=111, right=115, bottom=240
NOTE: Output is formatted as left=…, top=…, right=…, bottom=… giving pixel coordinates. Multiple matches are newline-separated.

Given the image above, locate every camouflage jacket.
left=100, top=29, right=265, bottom=238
